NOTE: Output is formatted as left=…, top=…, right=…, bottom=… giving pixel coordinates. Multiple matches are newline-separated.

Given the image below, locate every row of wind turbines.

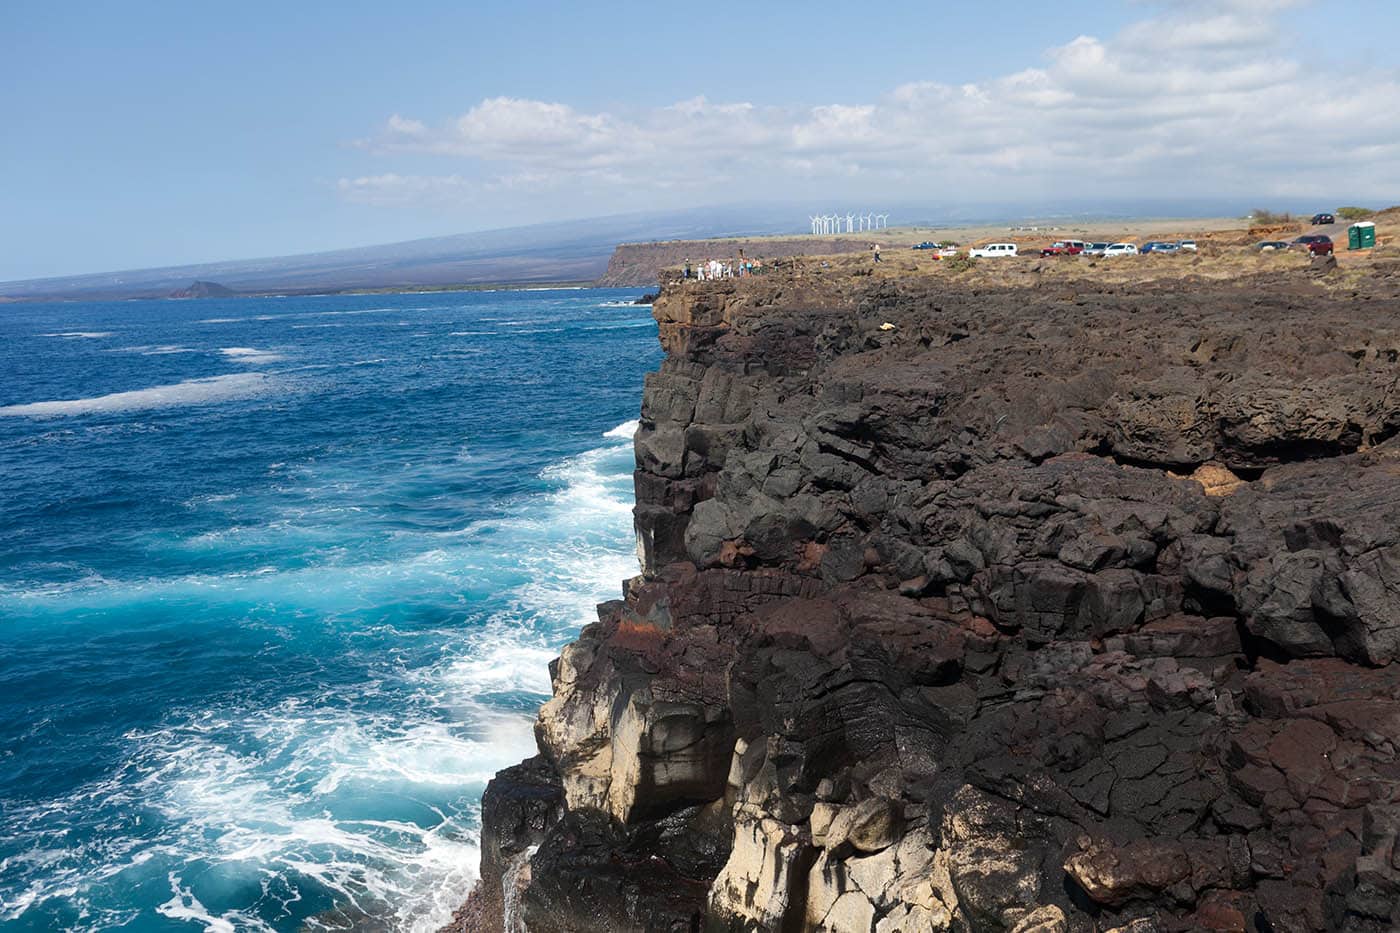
left=809, top=212, right=889, bottom=235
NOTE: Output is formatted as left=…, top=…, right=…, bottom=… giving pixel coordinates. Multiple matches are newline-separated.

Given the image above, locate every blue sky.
left=3, top=1, right=1398, bottom=280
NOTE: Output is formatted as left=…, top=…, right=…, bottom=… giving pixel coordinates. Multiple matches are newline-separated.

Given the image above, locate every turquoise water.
left=0, top=289, right=659, bottom=931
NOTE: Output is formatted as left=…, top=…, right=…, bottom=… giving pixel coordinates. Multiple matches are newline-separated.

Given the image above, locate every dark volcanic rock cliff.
left=452, top=261, right=1400, bottom=933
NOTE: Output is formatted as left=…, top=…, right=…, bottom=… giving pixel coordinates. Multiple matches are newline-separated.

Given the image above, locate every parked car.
left=1102, top=243, right=1139, bottom=257
left=1256, top=241, right=1290, bottom=251
left=1292, top=234, right=1334, bottom=255
left=1310, top=213, right=1336, bottom=225
left=969, top=243, right=1018, bottom=258
left=1081, top=242, right=1110, bottom=256
left=1040, top=240, right=1086, bottom=257
left=1177, top=240, right=1198, bottom=251
left=1140, top=241, right=1180, bottom=254
left=912, top=241, right=937, bottom=250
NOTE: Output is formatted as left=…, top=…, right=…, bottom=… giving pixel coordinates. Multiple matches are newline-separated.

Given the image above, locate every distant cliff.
left=595, top=236, right=879, bottom=286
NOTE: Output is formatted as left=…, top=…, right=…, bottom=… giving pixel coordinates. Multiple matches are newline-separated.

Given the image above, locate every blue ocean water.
left=0, top=288, right=660, bottom=931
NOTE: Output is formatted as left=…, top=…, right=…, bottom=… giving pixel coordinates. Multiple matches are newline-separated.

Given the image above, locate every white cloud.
left=342, top=2, right=1400, bottom=207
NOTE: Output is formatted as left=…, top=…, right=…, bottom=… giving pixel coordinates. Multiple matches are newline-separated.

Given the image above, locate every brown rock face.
left=460, top=262, right=1400, bottom=932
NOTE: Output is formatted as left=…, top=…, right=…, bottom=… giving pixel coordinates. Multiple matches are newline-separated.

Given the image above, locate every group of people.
left=682, top=252, right=765, bottom=281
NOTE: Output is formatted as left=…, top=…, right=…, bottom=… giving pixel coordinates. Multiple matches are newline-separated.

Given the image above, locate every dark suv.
left=1310, top=213, right=1335, bottom=225
left=1293, top=234, right=1334, bottom=255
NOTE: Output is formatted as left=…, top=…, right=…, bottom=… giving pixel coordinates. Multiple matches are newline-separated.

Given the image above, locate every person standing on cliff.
left=872, top=243, right=882, bottom=263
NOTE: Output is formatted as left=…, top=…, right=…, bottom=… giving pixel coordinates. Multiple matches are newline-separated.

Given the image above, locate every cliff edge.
left=451, top=255, right=1400, bottom=932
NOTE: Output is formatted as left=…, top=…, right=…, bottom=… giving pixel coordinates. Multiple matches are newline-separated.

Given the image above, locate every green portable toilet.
left=1349, top=221, right=1376, bottom=250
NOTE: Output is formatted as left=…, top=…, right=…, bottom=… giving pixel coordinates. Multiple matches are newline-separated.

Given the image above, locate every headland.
left=449, top=236, right=1400, bottom=932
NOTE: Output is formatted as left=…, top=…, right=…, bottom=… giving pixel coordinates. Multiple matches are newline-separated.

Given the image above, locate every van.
left=969, top=243, right=1018, bottom=258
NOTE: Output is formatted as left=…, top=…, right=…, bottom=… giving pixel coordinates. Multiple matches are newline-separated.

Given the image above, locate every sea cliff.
left=450, top=255, right=1400, bottom=932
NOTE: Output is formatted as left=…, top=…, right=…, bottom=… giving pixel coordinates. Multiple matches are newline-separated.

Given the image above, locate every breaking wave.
left=0, top=373, right=276, bottom=418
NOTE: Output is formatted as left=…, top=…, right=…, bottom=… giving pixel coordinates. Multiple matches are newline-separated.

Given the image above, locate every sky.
left=3, top=0, right=1398, bottom=280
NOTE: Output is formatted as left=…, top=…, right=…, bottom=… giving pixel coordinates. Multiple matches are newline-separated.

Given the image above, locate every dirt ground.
left=776, top=208, right=1400, bottom=281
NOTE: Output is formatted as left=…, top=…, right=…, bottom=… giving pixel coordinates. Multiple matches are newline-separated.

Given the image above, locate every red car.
left=1040, top=240, right=1086, bottom=257
left=1293, top=234, right=1334, bottom=256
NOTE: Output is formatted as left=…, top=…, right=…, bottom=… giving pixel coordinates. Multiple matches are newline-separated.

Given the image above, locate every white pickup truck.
left=968, top=243, right=1018, bottom=258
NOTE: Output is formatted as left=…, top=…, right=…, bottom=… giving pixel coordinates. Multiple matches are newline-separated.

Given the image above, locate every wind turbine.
left=809, top=215, right=821, bottom=235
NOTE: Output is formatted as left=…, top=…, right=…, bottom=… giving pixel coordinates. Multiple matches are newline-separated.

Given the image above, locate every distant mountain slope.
left=0, top=206, right=805, bottom=302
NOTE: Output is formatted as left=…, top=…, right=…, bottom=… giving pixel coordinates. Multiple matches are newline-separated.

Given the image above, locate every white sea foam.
left=156, top=875, right=251, bottom=933
left=604, top=419, right=639, bottom=439
left=40, top=331, right=112, bottom=339
left=0, top=373, right=275, bottom=418
left=585, top=320, right=657, bottom=331
left=220, top=347, right=286, bottom=365
left=110, top=344, right=199, bottom=355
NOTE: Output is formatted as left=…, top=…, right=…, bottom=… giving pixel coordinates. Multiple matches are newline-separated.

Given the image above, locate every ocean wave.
left=1, top=696, right=517, bottom=932
left=0, top=373, right=276, bottom=418
left=109, top=344, right=199, bottom=355
left=584, top=320, right=656, bottom=331
left=221, top=347, right=287, bottom=365
left=40, top=331, right=113, bottom=339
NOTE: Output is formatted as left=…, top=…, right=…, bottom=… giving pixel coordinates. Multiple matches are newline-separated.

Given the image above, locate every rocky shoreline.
left=447, top=257, right=1400, bottom=932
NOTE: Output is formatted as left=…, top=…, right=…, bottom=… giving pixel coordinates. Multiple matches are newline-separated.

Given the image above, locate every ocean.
left=0, top=288, right=660, bottom=931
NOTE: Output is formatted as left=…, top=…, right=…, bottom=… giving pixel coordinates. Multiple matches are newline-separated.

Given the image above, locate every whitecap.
left=40, top=331, right=112, bottom=339
left=220, top=347, right=286, bottom=365
left=604, top=420, right=639, bottom=439
left=110, top=345, right=199, bottom=355
left=0, top=373, right=275, bottom=418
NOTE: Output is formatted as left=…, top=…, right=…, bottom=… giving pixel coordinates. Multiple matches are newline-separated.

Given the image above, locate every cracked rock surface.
left=448, top=263, right=1400, bottom=932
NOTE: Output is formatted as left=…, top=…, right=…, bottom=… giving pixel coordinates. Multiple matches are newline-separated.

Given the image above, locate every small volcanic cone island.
left=449, top=255, right=1400, bottom=932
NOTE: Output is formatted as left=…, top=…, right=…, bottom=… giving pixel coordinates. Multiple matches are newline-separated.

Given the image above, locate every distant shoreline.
left=0, top=279, right=614, bottom=306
